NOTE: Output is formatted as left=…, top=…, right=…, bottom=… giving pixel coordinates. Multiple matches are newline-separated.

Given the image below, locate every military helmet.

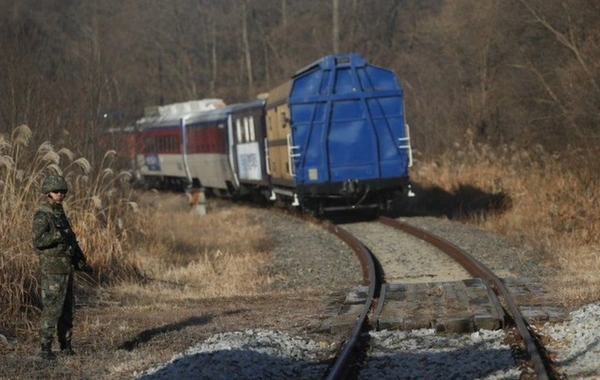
left=41, top=175, right=68, bottom=194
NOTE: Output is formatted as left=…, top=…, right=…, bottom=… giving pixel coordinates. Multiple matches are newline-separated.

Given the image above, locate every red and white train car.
left=133, top=99, right=224, bottom=189
left=134, top=98, right=269, bottom=197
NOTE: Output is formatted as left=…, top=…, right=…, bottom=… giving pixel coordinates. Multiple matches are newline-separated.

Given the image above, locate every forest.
left=1, top=0, right=599, bottom=166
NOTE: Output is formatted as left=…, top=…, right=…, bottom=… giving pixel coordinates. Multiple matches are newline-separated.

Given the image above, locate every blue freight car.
left=265, top=53, right=412, bottom=213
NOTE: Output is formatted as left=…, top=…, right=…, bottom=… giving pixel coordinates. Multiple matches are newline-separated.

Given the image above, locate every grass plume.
left=0, top=126, right=143, bottom=328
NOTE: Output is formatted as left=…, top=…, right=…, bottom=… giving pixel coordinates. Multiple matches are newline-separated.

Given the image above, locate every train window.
left=249, top=117, right=255, bottom=141
left=236, top=118, right=243, bottom=143
left=244, top=117, right=250, bottom=142
left=168, top=136, right=178, bottom=152
left=144, top=137, right=156, bottom=152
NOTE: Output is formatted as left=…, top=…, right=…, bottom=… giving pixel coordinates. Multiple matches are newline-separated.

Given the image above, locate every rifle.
left=68, top=238, right=93, bottom=274
left=53, top=212, right=93, bottom=274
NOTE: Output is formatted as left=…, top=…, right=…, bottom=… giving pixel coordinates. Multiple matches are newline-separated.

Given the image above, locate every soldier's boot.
left=39, top=343, right=56, bottom=360
left=59, top=340, right=76, bottom=356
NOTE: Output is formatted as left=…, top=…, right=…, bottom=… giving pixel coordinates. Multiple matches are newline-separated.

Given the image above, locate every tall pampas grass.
left=0, top=125, right=143, bottom=328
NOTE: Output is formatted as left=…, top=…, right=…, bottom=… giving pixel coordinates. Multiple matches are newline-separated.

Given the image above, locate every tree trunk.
left=242, top=0, right=254, bottom=94
left=281, top=0, right=287, bottom=27
left=332, top=0, right=340, bottom=54
left=211, top=20, right=217, bottom=95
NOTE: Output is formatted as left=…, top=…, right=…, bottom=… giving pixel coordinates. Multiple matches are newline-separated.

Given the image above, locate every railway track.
left=321, top=215, right=557, bottom=380
left=121, top=201, right=566, bottom=379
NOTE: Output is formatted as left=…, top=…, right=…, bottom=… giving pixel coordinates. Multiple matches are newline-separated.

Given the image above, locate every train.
left=109, top=53, right=414, bottom=213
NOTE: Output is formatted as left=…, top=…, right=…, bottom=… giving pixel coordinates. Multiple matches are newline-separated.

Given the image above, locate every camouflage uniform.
left=32, top=175, right=78, bottom=359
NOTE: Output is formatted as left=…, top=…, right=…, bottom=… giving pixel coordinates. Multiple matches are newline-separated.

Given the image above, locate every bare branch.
left=518, top=0, right=600, bottom=93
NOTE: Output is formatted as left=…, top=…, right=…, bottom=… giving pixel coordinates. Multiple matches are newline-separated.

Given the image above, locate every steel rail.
left=321, top=220, right=380, bottom=380
left=378, top=216, right=551, bottom=380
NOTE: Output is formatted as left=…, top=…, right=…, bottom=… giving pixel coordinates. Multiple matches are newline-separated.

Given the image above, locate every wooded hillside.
left=1, top=0, right=599, bottom=164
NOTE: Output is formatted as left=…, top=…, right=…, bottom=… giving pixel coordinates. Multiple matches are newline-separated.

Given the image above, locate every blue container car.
left=266, top=53, right=412, bottom=212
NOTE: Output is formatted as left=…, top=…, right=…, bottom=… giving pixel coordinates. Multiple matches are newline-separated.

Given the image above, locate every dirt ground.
left=1, top=195, right=358, bottom=380
left=0, top=287, right=344, bottom=380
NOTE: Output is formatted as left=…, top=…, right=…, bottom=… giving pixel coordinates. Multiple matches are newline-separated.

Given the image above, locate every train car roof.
left=185, top=98, right=265, bottom=124
left=265, top=80, right=292, bottom=109
left=137, top=98, right=264, bottom=129
left=293, top=53, right=367, bottom=78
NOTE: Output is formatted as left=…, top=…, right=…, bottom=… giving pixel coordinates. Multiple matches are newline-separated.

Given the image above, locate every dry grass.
left=114, top=194, right=273, bottom=302
left=3, top=122, right=600, bottom=337
left=0, top=125, right=274, bottom=335
left=0, top=125, right=143, bottom=330
left=412, top=132, right=600, bottom=308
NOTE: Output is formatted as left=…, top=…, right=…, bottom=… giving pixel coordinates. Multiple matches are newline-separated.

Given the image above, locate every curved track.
left=320, top=221, right=379, bottom=380
left=322, top=216, right=554, bottom=380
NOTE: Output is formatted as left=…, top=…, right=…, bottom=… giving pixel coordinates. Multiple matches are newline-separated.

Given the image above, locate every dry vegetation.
left=0, top=126, right=277, bottom=335
left=0, top=129, right=286, bottom=380
left=117, top=193, right=273, bottom=302
left=0, top=125, right=142, bottom=330
left=412, top=131, right=600, bottom=308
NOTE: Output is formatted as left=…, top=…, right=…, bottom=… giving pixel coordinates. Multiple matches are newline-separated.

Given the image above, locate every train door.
left=230, top=101, right=268, bottom=186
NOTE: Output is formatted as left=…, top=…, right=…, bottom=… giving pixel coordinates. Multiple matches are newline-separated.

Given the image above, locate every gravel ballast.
left=135, top=302, right=600, bottom=379
left=134, top=213, right=600, bottom=379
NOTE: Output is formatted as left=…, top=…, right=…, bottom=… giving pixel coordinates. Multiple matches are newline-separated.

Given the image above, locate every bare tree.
left=211, top=20, right=218, bottom=94
left=2, top=0, right=599, bottom=161
left=281, top=0, right=287, bottom=27
left=332, top=0, right=339, bottom=53
left=242, top=0, right=254, bottom=95
left=518, top=0, right=599, bottom=94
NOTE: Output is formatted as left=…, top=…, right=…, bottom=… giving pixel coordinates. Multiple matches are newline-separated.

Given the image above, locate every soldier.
left=31, top=175, right=91, bottom=360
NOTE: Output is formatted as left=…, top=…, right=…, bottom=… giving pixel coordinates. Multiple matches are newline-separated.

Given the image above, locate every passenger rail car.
left=135, top=99, right=268, bottom=196
left=119, top=53, right=413, bottom=212
left=134, top=98, right=226, bottom=189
